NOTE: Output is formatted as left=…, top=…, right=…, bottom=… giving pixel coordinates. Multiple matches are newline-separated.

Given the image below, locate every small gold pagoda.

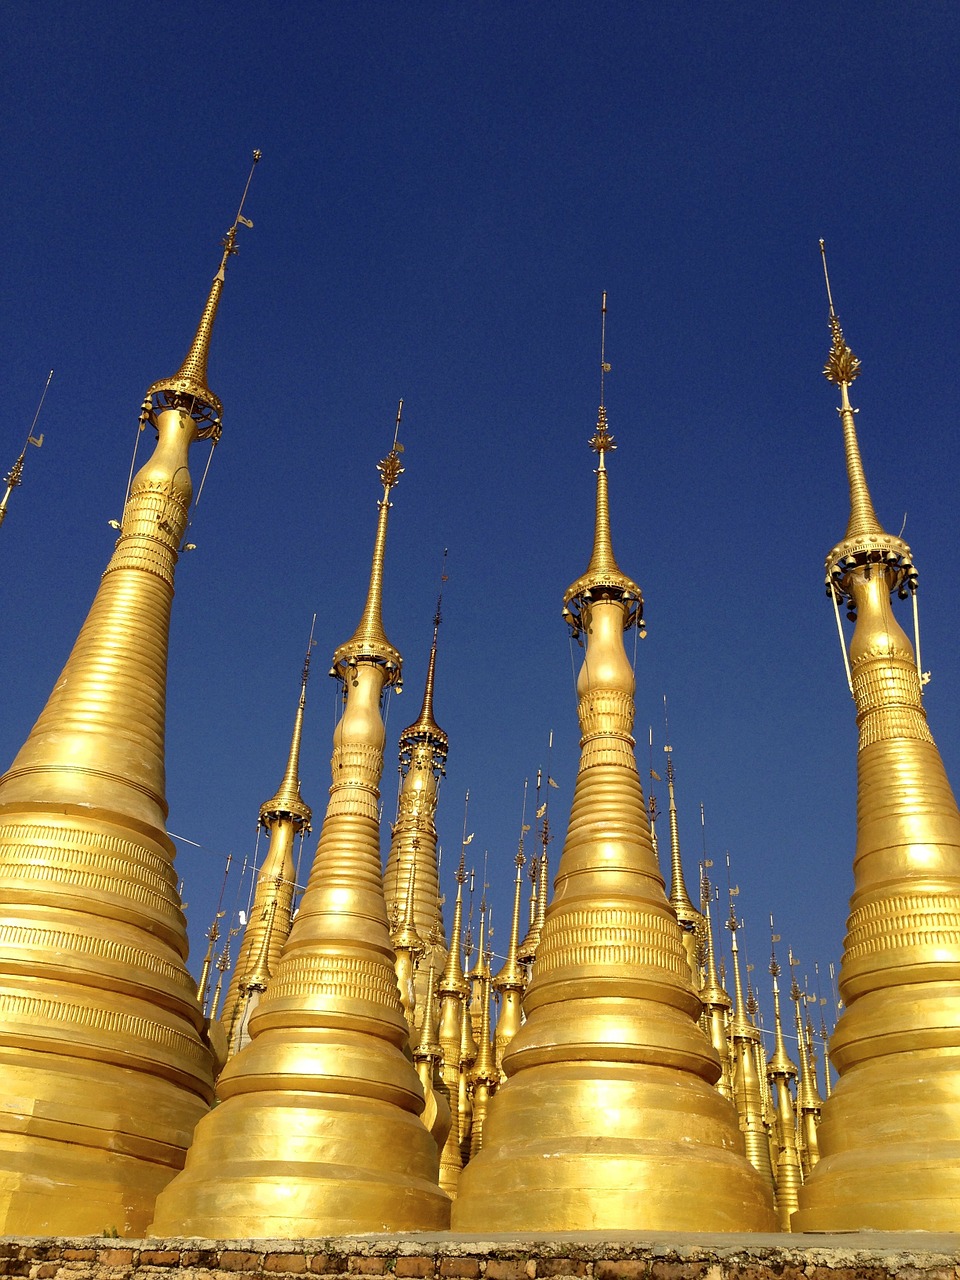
left=0, top=157, right=259, bottom=1234
left=383, top=583, right=449, bottom=1027
left=452, top=298, right=777, bottom=1232
left=794, top=244, right=960, bottom=1230
left=149, top=417, right=451, bottom=1236
left=220, top=634, right=314, bottom=1057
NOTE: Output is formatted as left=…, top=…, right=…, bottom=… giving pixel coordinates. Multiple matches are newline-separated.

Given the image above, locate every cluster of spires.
left=2, top=162, right=960, bottom=1235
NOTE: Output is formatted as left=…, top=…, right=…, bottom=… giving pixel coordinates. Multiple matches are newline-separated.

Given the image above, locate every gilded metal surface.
left=453, top=386, right=776, bottom=1232
left=0, top=221, right=250, bottom=1231
left=794, top=253, right=960, bottom=1230
left=726, top=912, right=777, bottom=1202
left=766, top=944, right=802, bottom=1231
left=384, top=597, right=448, bottom=1025
left=436, top=852, right=468, bottom=1197
left=492, top=851, right=526, bottom=1072
left=149, top=439, right=450, bottom=1237
left=220, top=656, right=313, bottom=1055
left=664, top=744, right=703, bottom=985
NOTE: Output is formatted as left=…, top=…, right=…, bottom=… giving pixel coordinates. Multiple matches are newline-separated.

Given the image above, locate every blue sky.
left=2, top=3, right=959, bottom=1044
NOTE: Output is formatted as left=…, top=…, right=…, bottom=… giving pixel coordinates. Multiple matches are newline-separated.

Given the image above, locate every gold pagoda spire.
left=518, top=761, right=553, bottom=966
left=468, top=969, right=498, bottom=1159
left=493, top=800, right=528, bottom=1071
left=0, top=165, right=259, bottom=1234
left=150, top=423, right=451, bottom=1236
left=0, top=370, right=51, bottom=531
left=384, top=560, right=449, bottom=1023
left=767, top=924, right=802, bottom=1231
left=796, top=244, right=960, bottom=1231
left=437, top=832, right=469, bottom=1197
left=790, top=966, right=822, bottom=1178
left=725, top=895, right=778, bottom=1202
left=331, top=401, right=404, bottom=685
left=662, top=711, right=703, bottom=984
left=697, top=866, right=733, bottom=1099
left=220, top=627, right=315, bottom=1055
left=454, top=296, right=776, bottom=1232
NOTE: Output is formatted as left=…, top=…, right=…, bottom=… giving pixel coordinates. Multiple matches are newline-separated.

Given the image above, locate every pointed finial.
left=0, top=369, right=52, bottom=530
left=663, top=697, right=697, bottom=918
left=145, top=151, right=261, bottom=433
left=331, top=403, right=405, bottom=684
left=820, top=240, right=917, bottom=619
left=563, top=293, right=643, bottom=639
left=399, top=549, right=449, bottom=768
left=260, top=616, right=315, bottom=829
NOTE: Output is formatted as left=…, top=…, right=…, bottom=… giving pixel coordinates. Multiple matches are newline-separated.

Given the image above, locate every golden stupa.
left=793, top=246, right=960, bottom=1230
left=452, top=298, right=777, bottom=1232
left=220, top=633, right=314, bottom=1057
left=149, top=413, right=452, bottom=1237
left=0, top=160, right=258, bottom=1235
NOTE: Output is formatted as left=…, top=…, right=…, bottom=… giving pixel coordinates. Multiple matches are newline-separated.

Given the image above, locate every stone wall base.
left=1, top=1234, right=959, bottom=1280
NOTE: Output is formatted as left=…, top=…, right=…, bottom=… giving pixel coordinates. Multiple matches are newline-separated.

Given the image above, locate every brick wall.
left=0, top=1235, right=958, bottom=1280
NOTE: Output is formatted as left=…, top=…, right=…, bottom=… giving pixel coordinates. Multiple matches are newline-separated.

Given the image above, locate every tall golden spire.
left=790, top=965, right=822, bottom=1178
left=697, top=866, right=734, bottom=1099
left=0, top=370, right=51, bottom=531
left=662, top=711, right=703, bottom=984
left=493, top=800, right=528, bottom=1071
left=220, top=625, right=315, bottom=1055
left=384, top=559, right=449, bottom=1023
left=766, top=924, right=802, bottom=1231
left=150, top=422, right=451, bottom=1236
left=0, top=164, right=259, bottom=1234
left=724, top=890, right=777, bottom=1203
left=518, top=763, right=553, bottom=966
left=436, top=828, right=470, bottom=1198
left=796, top=244, right=960, bottom=1231
left=454, top=296, right=776, bottom=1231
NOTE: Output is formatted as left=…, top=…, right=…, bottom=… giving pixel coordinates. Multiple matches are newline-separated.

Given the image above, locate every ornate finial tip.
left=589, top=406, right=616, bottom=455
left=252, top=149, right=262, bottom=162
left=378, top=448, right=404, bottom=490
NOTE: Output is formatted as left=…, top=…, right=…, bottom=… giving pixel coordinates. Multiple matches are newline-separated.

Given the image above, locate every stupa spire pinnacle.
left=0, top=369, right=51, bottom=531
left=146, top=151, right=260, bottom=431
left=260, top=618, right=315, bottom=826
left=562, top=294, right=643, bottom=639
left=333, top=401, right=404, bottom=683
left=220, top=629, right=315, bottom=1056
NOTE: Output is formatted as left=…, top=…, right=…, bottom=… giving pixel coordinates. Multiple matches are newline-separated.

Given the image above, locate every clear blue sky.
left=2, top=3, right=959, bottom=1041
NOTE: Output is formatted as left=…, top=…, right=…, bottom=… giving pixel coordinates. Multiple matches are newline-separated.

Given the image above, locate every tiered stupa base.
left=452, top=1061, right=778, bottom=1232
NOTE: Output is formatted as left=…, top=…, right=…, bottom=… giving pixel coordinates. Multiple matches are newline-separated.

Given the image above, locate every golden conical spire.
left=331, top=401, right=405, bottom=684
left=0, top=167, right=259, bottom=1234
left=725, top=895, right=778, bottom=1202
left=493, top=804, right=528, bottom=1071
left=384, top=562, right=449, bottom=1023
left=411, top=963, right=453, bottom=1154
left=662, top=711, right=703, bottom=985
left=698, top=865, right=733, bottom=1098
left=221, top=627, right=315, bottom=1053
left=454, top=297, right=776, bottom=1232
left=796, top=244, right=960, bottom=1232
left=145, top=154, right=260, bottom=427
left=0, top=370, right=51, bottom=532
left=518, top=762, right=553, bottom=965
left=790, top=966, right=822, bottom=1178
left=767, top=924, right=802, bottom=1232
left=436, top=839, right=468, bottom=1198
left=150, top=423, right=450, bottom=1237
left=468, top=969, right=498, bottom=1159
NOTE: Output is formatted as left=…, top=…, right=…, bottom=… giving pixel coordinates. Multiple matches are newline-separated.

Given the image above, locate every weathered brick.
left=309, top=1256, right=346, bottom=1275
left=595, top=1265, right=646, bottom=1280
left=138, top=1252, right=181, bottom=1268
left=62, top=1252, right=97, bottom=1263
left=265, top=1256, right=307, bottom=1275
left=98, top=1251, right=136, bottom=1268
left=485, top=1263, right=531, bottom=1280
left=219, top=1254, right=262, bottom=1273
left=30, top=1265, right=59, bottom=1279
left=439, top=1263, right=480, bottom=1280
left=348, top=1261, right=387, bottom=1276
left=395, top=1259, right=434, bottom=1279
left=538, top=1264, right=589, bottom=1279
